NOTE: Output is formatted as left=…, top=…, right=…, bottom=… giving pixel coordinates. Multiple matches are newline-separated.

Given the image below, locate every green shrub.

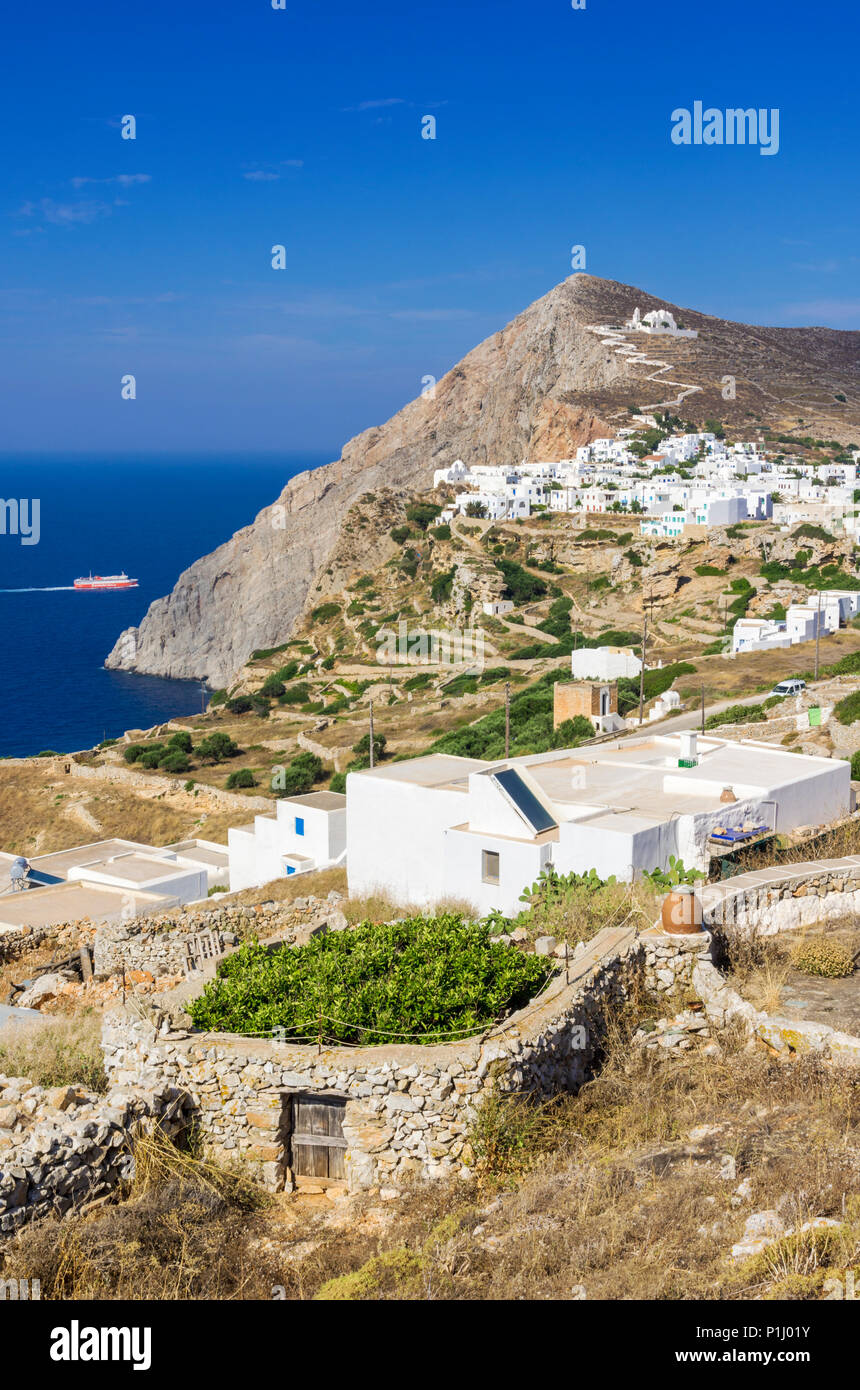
left=405, top=502, right=442, bottom=531
left=329, top=772, right=347, bottom=794
left=389, top=525, right=413, bottom=544
left=311, top=602, right=341, bottom=624
left=259, top=675, right=286, bottom=698
left=209, top=689, right=228, bottom=707
left=225, top=768, right=257, bottom=789
left=835, top=691, right=860, bottom=727
left=433, top=524, right=451, bottom=540
left=495, top=559, right=548, bottom=605
left=197, top=732, right=240, bottom=763
left=790, top=938, right=854, bottom=978
left=694, top=564, right=725, bottom=577
left=168, top=731, right=193, bottom=754
left=188, top=916, right=551, bottom=1043
left=279, top=682, right=312, bottom=705
left=160, top=751, right=192, bottom=774
left=430, top=567, right=456, bottom=604
left=290, top=751, right=324, bottom=782
left=273, top=765, right=315, bottom=796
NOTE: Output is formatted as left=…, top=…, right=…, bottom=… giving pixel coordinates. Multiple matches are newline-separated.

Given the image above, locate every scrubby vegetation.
left=790, top=938, right=855, bottom=978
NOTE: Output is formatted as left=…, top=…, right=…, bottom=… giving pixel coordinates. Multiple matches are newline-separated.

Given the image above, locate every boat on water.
left=73, top=573, right=139, bottom=591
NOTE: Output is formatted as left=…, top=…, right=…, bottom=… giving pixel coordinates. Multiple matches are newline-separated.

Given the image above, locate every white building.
left=228, top=791, right=346, bottom=892
left=570, top=646, right=642, bottom=681
left=625, top=306, right=698, bottom=339
left=0, top=838, right=222, bottom=907
left=346, top=736, right=849, bottom=915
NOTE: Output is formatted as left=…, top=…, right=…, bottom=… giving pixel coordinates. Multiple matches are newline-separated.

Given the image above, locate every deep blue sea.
left=0, top=455, right=327, bottom=757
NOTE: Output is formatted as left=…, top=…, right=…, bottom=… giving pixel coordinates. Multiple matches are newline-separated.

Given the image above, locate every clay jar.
left=661, top=884, right=704, bottom=934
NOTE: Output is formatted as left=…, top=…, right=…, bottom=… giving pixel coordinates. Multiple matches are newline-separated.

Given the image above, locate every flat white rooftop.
left=356, top=734, right=844, bottom=830
left=282, top=791, right=347, bottom=812
left=0, top=880, right=172, bottom=932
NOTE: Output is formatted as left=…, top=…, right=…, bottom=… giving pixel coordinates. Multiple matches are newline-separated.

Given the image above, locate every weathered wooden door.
left=290, top=1095, right=347, bottom=1181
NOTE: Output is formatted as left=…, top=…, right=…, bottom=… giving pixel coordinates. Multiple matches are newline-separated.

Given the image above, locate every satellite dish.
left=9, top=857, right=30, bottom=890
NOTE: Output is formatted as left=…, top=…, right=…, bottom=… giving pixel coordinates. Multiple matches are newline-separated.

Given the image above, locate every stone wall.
left=0, top=1077, right=192, bottom=1237
left=91, top=892, right=346, bottom=980
left=101, top=924, right=642, bottom=1191
left=702, top=858, right=860, bottom=937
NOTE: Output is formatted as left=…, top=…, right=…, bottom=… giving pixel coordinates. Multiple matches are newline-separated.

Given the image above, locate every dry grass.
left=0, top=1132, right=288, bottom=1301
left=0, top=1012, right=106, bottom=1091
left=222, top=865, right=348, bottom=907
left=0, top=764, right=240, bottom=858
left=269, top=1005, right=860, bottom=1301
left=517, top=878, right=660, bottom=947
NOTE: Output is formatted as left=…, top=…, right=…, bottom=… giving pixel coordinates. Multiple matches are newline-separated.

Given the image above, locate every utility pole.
left=504, top=682, right=511, bottom=759
left=701, top=682, right=705, bottom=733
left=638, top=613, right=647, bottom=725
left=369, top=699, right=375, bottom=769
left=814, top=590, right=822, bottom=681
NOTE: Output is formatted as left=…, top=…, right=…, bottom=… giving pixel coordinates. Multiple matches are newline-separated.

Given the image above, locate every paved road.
left=622, top=688, right=780, bottom=737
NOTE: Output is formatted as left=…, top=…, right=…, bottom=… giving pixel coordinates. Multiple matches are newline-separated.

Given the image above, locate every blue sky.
left=2, top=0, right=858, bottom=456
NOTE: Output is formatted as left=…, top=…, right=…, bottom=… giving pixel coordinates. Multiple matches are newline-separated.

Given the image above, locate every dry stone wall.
left=703, top=858, right=860, bottom=936
left=0, top=1077, right=192, bottom=1237
left=91, top=892, right=346, bottom=980
left=101, top=925, right=642, bottom=1191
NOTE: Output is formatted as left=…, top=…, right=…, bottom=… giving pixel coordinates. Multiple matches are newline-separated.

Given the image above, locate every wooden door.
left=290, top=1095, right=346, bottom=1181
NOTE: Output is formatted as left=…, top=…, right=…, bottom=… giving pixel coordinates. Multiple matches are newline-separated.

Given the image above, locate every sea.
left=0, top=455, right=328, bottom=758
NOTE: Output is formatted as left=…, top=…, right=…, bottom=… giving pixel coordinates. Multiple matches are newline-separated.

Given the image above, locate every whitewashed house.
left=228, top=792, right=346, bottom=892
left=346, top=736, right=849, bottom=916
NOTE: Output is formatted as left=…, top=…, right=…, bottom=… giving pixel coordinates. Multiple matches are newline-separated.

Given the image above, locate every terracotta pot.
left=661, top=886, right=703, bottom=934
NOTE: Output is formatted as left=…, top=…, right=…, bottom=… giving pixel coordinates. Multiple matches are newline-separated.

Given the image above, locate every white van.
left=771, top=679, right=806, bottom=698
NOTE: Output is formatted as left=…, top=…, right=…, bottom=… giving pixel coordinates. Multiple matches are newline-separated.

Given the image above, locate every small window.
left=482, top=849, right=500, bottom=884
left=286, top=865, right=296, bottom=876
left=295, top=816, right=305, bottom=836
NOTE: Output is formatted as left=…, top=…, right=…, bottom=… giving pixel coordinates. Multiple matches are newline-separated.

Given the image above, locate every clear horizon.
left=3, top=0, right=858, bottom=456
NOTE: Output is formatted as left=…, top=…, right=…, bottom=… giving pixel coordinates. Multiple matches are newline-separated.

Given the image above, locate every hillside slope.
left=105, top=274, right=860, bottom=686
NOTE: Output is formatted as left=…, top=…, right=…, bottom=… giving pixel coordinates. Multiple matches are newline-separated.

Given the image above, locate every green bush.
left=290, top=750, right=324, bottom=782
left=197, top=732, right=240, bottom=763
left=187, top=916, right=551, bottom=1043
left=495, top=559, right=548, bottom=605
left=225, top=768, right=257, bottom=789
left=835, top=691, right=860, bottom=727
left=329, top=772, right=347, bottom=794
left=279, top=682, right=312, bottom=705
left=273, top=766, right=311, bottom=796
left=405, top=502, right=442, bottom=531
left=259, top=675, right=286, bottom=698
left=168, top=731, right=193, bottom=754
left=311, top=602, right=341, bottom=623
left=551, top=716, right=594, bottom=747
left=430, top=567, right=456, bottom=604
left=160, top=751, right=192, bottom=774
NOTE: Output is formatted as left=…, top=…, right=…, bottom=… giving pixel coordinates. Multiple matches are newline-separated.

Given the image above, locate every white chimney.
left=679, top=731, right=698, bottom=763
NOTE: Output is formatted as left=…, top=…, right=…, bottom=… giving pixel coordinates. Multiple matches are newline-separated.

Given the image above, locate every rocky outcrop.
left=105, top=273, right=860, bottom=685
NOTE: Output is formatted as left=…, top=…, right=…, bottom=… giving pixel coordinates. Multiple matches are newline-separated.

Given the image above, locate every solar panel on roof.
left=492, top=769, right=557, bottom=834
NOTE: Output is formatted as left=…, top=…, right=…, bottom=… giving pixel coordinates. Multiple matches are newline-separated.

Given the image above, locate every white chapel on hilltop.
left=625, top=306, right=698, bottom=339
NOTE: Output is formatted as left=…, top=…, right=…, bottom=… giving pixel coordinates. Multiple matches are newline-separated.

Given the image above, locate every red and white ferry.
left=73, top=572, right=139, bottom=591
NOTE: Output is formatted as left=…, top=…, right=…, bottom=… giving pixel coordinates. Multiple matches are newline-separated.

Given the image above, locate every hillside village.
left=5, top=392, right=860, bottom=1298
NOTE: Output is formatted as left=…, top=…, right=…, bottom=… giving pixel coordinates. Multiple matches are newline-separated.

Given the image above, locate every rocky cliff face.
left=104, top=273, right=860, bottom=686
